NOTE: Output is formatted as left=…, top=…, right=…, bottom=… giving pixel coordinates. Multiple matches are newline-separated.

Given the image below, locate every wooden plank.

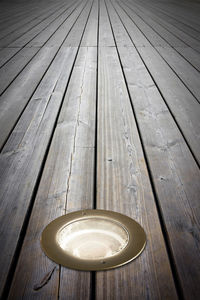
left=8, top=46, right=97, bottom=300
left=138, top=46, right=200, bottom=164
left=0, top=46, right=78, bottom=298
left=5, top=1, right=75, bottom=48
left=0, top=48, right=21, bottom=68
left=0, top=0, right=87, bottom=150
left=28, top=0, right=86, bottom=47
left=174, top=46, right=200, bottom=72
left=112, top=0, right=200, bottom=165
left=0, top=4, right=44, bottom=32
left=96, top=44, right=177, bottom=299
left=0, top=47, right=38, bottom=95
left=119, top=1, right=200, bottom=87
left=0, top=46, right=59, bottom=150
left=126, top=0, right=200, bottom=42
left=81, top=0, right=99, bottom=47
left=0, top=1, right=67, bottom=46
left=119, top=43, right=200, bottom=300
left=153, top=1, right=200, bottom=30
left=59, top=46, right=97, bottom=300
left=63, top=0, right=93, bottom=47
left=99, top=0, right=115, bottom=46
left=124, top=0, right=200, bottom=51
left=121, top=1, right=200, bottom=96
left=106, top=2, right=200, bottom=297
left=122, top=0, right=186, bottom=48
left=154, top=46, right=200, bottom=102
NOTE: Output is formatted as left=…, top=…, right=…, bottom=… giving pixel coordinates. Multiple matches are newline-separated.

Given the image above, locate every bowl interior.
left=56, top=217, right=129, bottom=260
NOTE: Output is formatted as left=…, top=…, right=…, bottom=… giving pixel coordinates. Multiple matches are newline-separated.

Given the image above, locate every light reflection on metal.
left=41, top=209, right=146, bottom=271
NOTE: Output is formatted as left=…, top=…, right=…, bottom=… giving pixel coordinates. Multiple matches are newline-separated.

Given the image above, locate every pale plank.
left=81, top=0, right=99, bottom=47
left=99, top=0, right=115, bottom=46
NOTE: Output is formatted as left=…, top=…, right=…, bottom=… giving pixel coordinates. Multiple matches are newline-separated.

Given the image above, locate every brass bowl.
left=41, top=209, right=146, bottom=271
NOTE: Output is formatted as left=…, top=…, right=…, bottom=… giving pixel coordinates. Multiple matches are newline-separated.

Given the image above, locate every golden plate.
left=41, top=209, right=146, bottom=271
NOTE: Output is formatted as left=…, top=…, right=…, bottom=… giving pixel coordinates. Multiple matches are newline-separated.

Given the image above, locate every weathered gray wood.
left=0, top=47, right=38, bottom=95
left=59, top=45, right=97, bottom=300
left=138, top=46, right=200, bottom=165
left=0, top=1, right=68, bottom=47
left=0, top=46, right=59, bottom=150
left=112, top=0, right=200, bottom=165
left=125, top=0, right=200, bottom=51
left=99, top=0, right=115, bottom=46
left=0, top=48, right=21, bottom=68
left=154, top=1, right=200, bottom=30
left=2, top=2, right=74, bottom=48
left=81, top=0, right=98, bottom=47
left=0, top=0, right=87, bottom=150
left=1, top=0, right=200, bottom=298
left=28, top=1, right=86, bottom=47
left=96, top=43, right=177, bottom=300
left=154, top=46, right=200, bottom=102
left=119, top=44, right=200, bottom=300
left=63, top=0, right=93, bottom=47
left=0, top=46, right=78, bottom=299
left=8, top=46, right=97, bottom=300
left=106, top=2, right=200, bottom=297
left=118, top=1, right=200, bottom=102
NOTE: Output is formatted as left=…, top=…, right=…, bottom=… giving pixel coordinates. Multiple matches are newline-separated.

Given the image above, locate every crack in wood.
left=33, top=266, right=56, bottom=291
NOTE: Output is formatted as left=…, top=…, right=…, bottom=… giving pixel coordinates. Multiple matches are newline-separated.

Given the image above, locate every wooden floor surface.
left=0, top=0, right=200, bottom=299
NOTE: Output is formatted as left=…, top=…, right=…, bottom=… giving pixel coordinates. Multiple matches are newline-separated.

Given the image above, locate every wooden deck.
left=0, top=0, right=200, bottom=298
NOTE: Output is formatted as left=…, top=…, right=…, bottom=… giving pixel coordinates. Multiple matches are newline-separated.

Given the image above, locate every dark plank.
left=125, top=0, right=200, bottom=51
left=126, top=0, right=200, bottom=41
left=0, top=1, right=68, bottom=47
left=5, top=1, right=75, bottom=48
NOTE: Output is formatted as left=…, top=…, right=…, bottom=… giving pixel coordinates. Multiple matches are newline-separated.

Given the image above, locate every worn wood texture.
left=8, top=46, right=97, bottom=300
left=0, top=47, right=77, bottom=298
left=96, top=44, right=177, bottom=300
left=0, top=0, right=200, bottom=299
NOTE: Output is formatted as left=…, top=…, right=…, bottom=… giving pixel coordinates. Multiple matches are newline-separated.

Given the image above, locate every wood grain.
left=8, top=46, right=97, bottom=300
left=96, top=44, right=177, bottom=300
